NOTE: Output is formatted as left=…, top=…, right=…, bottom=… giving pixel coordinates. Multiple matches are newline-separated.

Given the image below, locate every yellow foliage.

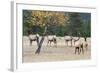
left=32, top=10, right=68, bottom=26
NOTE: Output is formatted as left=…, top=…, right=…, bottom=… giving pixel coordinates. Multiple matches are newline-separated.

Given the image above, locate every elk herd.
left=28, top=34, right=88, bottom=55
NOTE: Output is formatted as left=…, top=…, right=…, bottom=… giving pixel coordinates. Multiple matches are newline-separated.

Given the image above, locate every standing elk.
left=73, top=37, right=80, bottom=46
left=74, top=38, right=84, bottom=54
left=74, top=37, right=88, bottom=54
left=29, top=34, right=39, bottom=46
left=47, top=35, right=57, bottom=47
left=64, top=36, right=73, bottom=46
left=83, top=37, right=88, bottom=51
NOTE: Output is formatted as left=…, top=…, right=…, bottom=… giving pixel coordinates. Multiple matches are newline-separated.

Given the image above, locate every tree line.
left=23, top=10, right=91, bottom=37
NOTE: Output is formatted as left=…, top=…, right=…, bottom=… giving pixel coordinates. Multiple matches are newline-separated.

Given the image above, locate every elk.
left=83, top=37, right=88, bottom=51
left=64, top=36, right=73, bottom=46
left=73, top=37, right=80, bottom=46
left=29, top=34, right=39, bottom=46
left=74, top=38, right=84, bottom=54
left=74, top=37, right=88, bottom=54
left=47, top=35, right=57, bottom=47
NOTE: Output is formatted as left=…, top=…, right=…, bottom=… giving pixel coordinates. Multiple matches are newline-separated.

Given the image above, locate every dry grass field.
left=22, top=36, right=91, bottom=63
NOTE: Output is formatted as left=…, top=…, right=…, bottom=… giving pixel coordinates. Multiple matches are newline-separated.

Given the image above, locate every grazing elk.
left=29, top=34, right=39, bottom=46
left=47, top=35, right=57, bottom=47
left=64, top=36, right=73, bottom=46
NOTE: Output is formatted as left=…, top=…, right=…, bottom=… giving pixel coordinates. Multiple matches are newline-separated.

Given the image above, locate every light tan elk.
left=74, top=37, right=88, bottom=54
left=29, top=34, right=39, bottom=45
left=83, top=37, right=88, bottom=51
left=47, top=35, right=57, bottom=47
left=73, top=37, right=80, bottom=46
left=74, top=38, right=84, bottom=54
left=64, top=36, right=73, bottom=46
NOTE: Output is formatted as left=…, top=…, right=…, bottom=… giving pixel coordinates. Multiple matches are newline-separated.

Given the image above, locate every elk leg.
left=65, top=40, right=68, bottom=46
left=70, top=40, right=72, bottom=47
left=50, top=41, right=51, bottom=47
left=30, top=40, right=32, bottom=46
left=54, top=39, right=57, bottom=47
left=82, top=48, right=84, bottom=54
left=81, top=44, right=84, bottom=54
left=85, top=44, right=88, bottom=51
left=74, top=41, right=75, bottom=46
left=54, top=42, right=57, bottom=48
left=67, top=41, right=68, bottom=46
left=75, top=47, right=78, bottom=54
left=75, top=47, right=77, bottom=54
left=55, top=42, right=57, bottom=48
left=47, top=40, right=49, bottom=46
left=79, top=47, right=81, bottom=54
left=78, top=47, right=80, bottom=54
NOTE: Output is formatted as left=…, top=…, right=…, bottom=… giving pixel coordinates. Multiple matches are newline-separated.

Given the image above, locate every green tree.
left=23, top=10, right=33, bottom=35
left=68, top=13, right=83, bottom=36
left=83, top=20, right=91, bottom=37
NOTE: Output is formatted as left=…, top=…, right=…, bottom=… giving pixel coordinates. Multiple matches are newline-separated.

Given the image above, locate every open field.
left=22, top=36, right=91, bottom=63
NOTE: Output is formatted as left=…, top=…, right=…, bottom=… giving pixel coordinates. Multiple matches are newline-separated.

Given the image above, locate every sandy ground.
left=22, top=36, right=91, bottom=63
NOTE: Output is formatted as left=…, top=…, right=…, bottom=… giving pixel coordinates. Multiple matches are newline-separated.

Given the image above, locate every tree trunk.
left=35, top=36, right=45, bottom=54
left=35, top=26, right=47, bottom=54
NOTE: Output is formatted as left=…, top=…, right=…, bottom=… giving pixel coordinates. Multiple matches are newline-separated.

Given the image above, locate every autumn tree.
left=31, top=11, right=68, bottom=54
